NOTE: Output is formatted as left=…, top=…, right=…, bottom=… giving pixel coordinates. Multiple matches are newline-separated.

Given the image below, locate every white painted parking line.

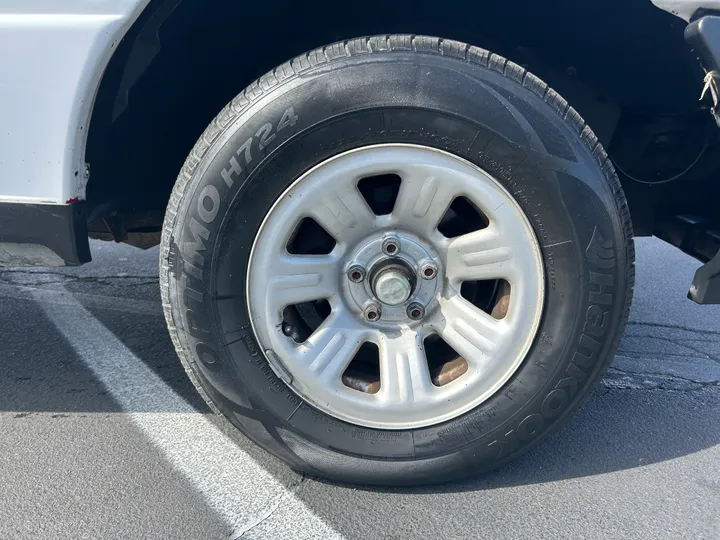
left=34, top=287, right=342, bottom=540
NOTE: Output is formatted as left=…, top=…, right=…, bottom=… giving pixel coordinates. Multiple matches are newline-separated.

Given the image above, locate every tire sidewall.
left=165, top=51, right=630, bottom=471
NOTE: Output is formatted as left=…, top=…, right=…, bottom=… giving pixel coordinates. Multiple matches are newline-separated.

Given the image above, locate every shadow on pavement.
left=325, top=385, right=720, bottom=495
left=4, top=286, right=717, bottom=491
left=0, top=290, right=208, bottom=414
left=0, top=299, right=122, bottom=414
left=0, top=237, right=718, bottom=495
left=81, top=301, right=209, bottom=412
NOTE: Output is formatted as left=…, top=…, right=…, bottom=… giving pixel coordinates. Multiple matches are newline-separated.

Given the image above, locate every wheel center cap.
left=373, top=268, right=412, bottom=306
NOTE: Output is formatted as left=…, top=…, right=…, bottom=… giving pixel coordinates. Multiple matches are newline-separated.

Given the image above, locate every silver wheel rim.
left=247, top=144, right=544, bottom=429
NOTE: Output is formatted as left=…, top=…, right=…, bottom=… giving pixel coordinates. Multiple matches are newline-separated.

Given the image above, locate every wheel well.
left=85, top=0, right=720, bottom=256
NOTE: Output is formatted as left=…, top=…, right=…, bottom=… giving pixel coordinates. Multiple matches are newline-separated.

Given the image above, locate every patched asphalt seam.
left=605, top=366, right=720, bottom=391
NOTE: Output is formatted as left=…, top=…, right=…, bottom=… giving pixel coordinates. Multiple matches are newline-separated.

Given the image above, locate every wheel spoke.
left=444, top=226, right=519, bottom=283
left=432, top=295, right=506, bottom=369
left=378, top=330, right=434, bottom=405
left=308, top=183, right=376, bottom=245
left=392, top=167, right=456, bottom=234
left=268, top=253, right=338, bottom=310
left=300, top=309, right=367, bottom=383
left=247, top=144, right=544, bottom=429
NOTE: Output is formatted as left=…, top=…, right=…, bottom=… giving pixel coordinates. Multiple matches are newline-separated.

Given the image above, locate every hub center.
left=372, top=263, right=414, bottom=305
left=342, top=231, right=440, bottom=324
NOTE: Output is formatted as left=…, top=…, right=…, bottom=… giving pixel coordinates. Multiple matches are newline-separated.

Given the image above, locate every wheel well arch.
left=84, top=0, right=697, bottom=239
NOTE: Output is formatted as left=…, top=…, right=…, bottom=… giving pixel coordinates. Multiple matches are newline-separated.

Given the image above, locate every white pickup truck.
left=1, top=0, right=718, bottom=485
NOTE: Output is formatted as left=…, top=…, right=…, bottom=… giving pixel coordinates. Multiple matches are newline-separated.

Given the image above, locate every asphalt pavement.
left=0, top=237, right=718, bottom=539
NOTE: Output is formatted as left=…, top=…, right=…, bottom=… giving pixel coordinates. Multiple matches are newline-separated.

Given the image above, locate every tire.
left=160, top=35, right=635, bottom=485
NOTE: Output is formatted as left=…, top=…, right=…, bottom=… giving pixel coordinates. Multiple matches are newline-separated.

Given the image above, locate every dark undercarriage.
left=83, top=0, right=720, bottom=298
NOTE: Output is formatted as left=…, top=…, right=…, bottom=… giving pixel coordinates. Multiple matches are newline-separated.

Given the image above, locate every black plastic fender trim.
left=0, top=201, right=91, bottom=267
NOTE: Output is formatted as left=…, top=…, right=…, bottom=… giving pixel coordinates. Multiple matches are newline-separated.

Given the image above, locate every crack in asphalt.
left=605, top=366, right=720, bottom=391
left=0, top=271, right=158, bottom=288
left=620, top=335, right=720, bottom=365
left=620, top=321, right=720, bottom=367
left=0, top=269, right=156, bottom=278
left=230, top=475, right=308, bottom=539
left=626, top=320, right=720, bottom=337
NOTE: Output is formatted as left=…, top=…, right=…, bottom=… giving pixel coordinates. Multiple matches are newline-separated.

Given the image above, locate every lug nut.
left=407, top=302, right=425, bottom=321
left=347, top=264, right=366, bottom=283
left=382, top=235, right=400, bottom=256
left=420, top=261, right=438, bottom=280
left=363, top=303, right=382, bottom=322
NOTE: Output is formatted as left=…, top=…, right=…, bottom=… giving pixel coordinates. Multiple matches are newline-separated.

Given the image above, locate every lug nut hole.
left=381, top=236, right=401, bottom=257
left=407, top=302, right=425, bottom=320
left=348, top=265, right=366, bottom=283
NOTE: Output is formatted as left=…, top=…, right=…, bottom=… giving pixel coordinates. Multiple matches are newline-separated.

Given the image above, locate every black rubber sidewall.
left=167, top=52, right=630, bottom=481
